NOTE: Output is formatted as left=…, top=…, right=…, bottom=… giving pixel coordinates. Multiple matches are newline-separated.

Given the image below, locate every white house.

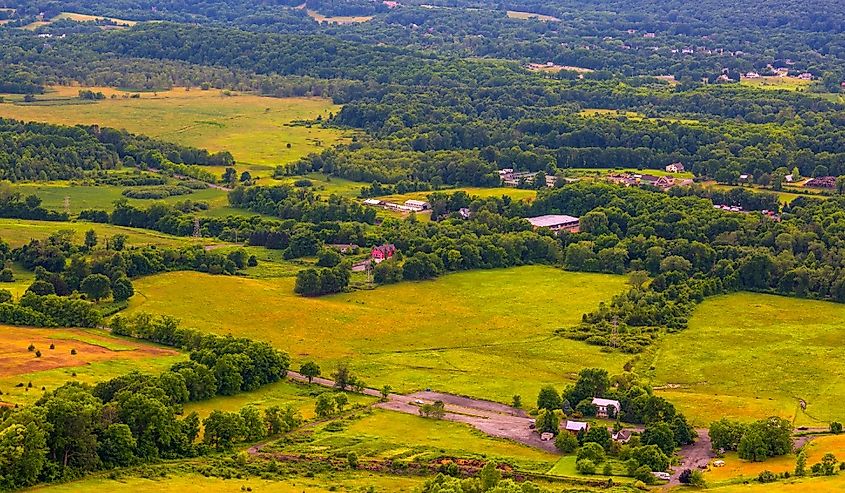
left=665, top=162, right=685, bottom=173
left=591, top=398, right=621, bottom=418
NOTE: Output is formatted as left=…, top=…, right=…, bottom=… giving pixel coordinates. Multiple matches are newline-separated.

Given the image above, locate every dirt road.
left=669, top=429, right=713, bottom=485
left=287, top=371, right=556, bottom=452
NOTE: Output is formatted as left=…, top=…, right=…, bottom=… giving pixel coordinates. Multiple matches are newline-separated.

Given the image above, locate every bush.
left=634, top=465, right=655, bottom=484
left=831, top=422, right=843, bottom=434
left=555, top=432, right=579, bottom=453
left=576, top=459, right=596, bottom=475
left=757, top=470, right=777, bottom=483
left=577, top=442, right=606, bottom=463
left=0, top=268, right=13, bottom=282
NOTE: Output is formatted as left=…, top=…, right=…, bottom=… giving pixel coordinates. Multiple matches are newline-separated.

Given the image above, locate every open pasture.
left=649, top=292, right=845, bottom=426
left=52, top=12, right=138, bottom=26
left=0, top=326, right=182, bottom=406
left=376, top=186, right=537, bottom=205
left=704, top=434, right=845, bottom=483
left=275, top=409, right=558, bottom=472
left=125, top=266, right=629, bottom=402
left=10, top=181, right=231, bottom=215
left=183, top=380, right=375, bottom=421
left=740, top=76, right=813, bottom=91
left=0, top=218, right=213, bottom=248
left=506, top=10, right=560, bottom=22
left=26, top=471, right=422, bottom=493
left=305, top=9, right=373, bottom=24
left=0, top=86, right=349, bottom=167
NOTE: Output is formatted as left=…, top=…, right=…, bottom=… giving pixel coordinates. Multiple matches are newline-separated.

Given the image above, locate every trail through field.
left=286, top=370, right=557, bottom=452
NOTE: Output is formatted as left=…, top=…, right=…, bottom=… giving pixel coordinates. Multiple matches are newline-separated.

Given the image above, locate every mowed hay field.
left=0, top=86, right=349, bottom=168
left=704, top=475, right=845, bottom=493
left=649, top=292, right=845, bottom=426
left=0, top=326, right=183, bottom=406
left=25, top=472, right=422, bottom=493
left=126, top=266, right=629, bottom=402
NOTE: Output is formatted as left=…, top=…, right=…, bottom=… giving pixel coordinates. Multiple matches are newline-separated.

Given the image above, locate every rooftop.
left=591, top=397, right=621, bottom=408
left=526, top=214, right=579, bottom=228
left=565, top=420, right=589, bottom=431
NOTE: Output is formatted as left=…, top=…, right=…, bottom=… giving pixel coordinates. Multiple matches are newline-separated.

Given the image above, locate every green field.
left=739, top=76, right=813, bottom=91
left=0, top=218, right=213, bottom=248
left=183, top=380, right=375, bottom=421
left=648, top=292, right=845, bottom=426
left=272, top=409, right=558, bottom=472
left=0, top=86, right=349, bottom=168
left=125, top=266, right=629, bottom=402
left=11, top=181, right=232, bottom=215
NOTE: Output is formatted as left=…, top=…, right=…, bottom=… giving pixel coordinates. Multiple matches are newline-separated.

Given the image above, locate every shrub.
left=0, top=268, right=13, bottom=282
left=576, top=459, right=596, bottom=475
left=555, top=432, right=579, bottom=453
left=577, top=442, right=606, bottom=463
left=757, top=470, right=777, bottom=483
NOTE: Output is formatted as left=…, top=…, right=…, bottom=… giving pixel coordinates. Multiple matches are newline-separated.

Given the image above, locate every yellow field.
left=740, top=76, right=813, bottom=91
left=306, top=9, right=372, bottom=24
left=0, top=86, right=349, bottom=167
left=26, top=472, right=422, bottom=493
left=506, top=10, right=560, bottom=21
left=52, top=12, right=138, bottom=26
left=0, top=326, right=184, bottom=406
left=124, top=267, right=629, bottom=402
left=377, top=186, right=537, bottom=204
left=703, top=475, right=845, bottom=493
left=704, top=434, right=845, bottom=483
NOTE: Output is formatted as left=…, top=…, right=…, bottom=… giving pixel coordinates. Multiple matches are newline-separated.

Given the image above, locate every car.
left=414, top=399, right=424, bottom=405
left=652, top=472, right=671, bottom=481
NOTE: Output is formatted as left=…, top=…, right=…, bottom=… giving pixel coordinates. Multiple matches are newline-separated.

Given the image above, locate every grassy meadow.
left=125, top=266, right=629, bottom=402
left=25, top=471, right=423, bottom=493
left=183, top=380, right=376, bottom=421
left=506, top=10, right=560, bottom=22
left=0, top=326, right=183, bottom=406
left=274, top=409, right=558, bottom=472
left=739, top=76, right=813, bottom=91
left=377, top=186, right=537, bottom=204
left=648, top=292, right=845, bottom=426
left=0, top=218, right=214, bottom=248
left=305, top=9, right=373, bottom=24
left=0, top=86, right=349, bottom=167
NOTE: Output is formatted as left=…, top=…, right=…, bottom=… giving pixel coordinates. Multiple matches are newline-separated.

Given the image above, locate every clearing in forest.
left=649, top=292, right=845, bottom=426
left=124, top=266, right=629, bottom=402
left=0, top=86, right=349, bottom=168
left=506, top=10, right=560, bottom=22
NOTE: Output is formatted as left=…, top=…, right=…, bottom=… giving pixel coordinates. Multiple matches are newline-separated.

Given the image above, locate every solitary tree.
left=84, top=229, right=98, bottom=249
left=299, top=361, right=321, bottom=383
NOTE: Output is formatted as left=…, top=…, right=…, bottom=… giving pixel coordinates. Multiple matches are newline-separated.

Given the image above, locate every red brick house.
left=371, top=244, right=396, bottom=261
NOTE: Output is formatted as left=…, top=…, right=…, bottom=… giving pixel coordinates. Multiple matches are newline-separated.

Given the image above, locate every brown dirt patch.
left=0, top=325, right=177, bottom=377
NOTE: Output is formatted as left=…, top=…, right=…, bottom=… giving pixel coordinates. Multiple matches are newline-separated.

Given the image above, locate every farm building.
left=404, top=199, right=431, bottom=211
left=612, top=429, right=632, bottom=443
left=328, top=243, right=359, bottom=254
left=665, top=162, right=685, bottom=173
left=806, top=176, right=836, bottom=188
left=363, top=198, right=382, bottom=206
left=525, top=214, right=580, bottom=233
left=564, top=420, right=589, bottom=433
left=591, top=398, right=621, bottom=418
left=371, top=244, right=397, bottom=262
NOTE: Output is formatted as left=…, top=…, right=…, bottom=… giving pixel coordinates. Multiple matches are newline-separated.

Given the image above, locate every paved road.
left=287, top=371, right=556, bottom=452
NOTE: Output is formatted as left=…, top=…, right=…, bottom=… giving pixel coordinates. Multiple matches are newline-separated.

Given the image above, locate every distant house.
left=643, top=32, right=656, bottom=38
left=612, top=429, right=632, bottom=443
left=665, top=162, right=685, bottom=173
left=525, top=214, right=580, bottom=233
left=591, top=398, right=621, bottom=418
left=371, top=244, right=396, bottom=262
left=745, top=71, right=760, bottom=79
left=328, top=243, right=359, bottom=254
left=404, top=199, right=431, bottom=211
left=363, top=198, right=382, bottom=206
left=458, top=208, right=471, bottom=219
left=785, top=174, right=794, bottom=183
left=564, top=420, right=589, bottom=433
left=797, top=72, right=814, bottom=81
